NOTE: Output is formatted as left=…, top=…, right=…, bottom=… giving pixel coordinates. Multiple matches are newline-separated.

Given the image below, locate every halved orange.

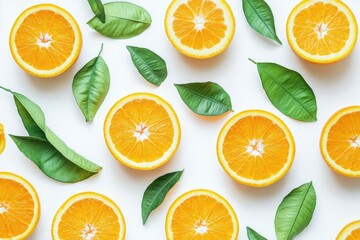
left=0, top=123, right=5, bottom=154
left=0, top=172, right=40, bottom=239
left=9, top=4, right=82, bottom=77
left=320, top=106, right=360, bottom=177
left=104, top=93, right=181, bottom=170
left=286, top=0, right=358, bottom=64
left=217, top=110, right=295, bottom=187
left=337, top=220, right=360, bottom=240
left=164, top=0, right=235, bottom=59
left=52, top=192, right=126, bottom=240
left=165, top=189, right=239, bottom=240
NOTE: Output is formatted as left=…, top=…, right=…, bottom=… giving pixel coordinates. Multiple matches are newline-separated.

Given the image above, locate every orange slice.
left=52, top=192, right=126, bottom=240
left=320, top=106, right=360, bottom=177
left=0, top=172, right=40, bottom=239
left=217, top=110, right=295, bottom=187
left=286, top=0, right=358, bottom=64
left=9, top=4, right=82, bottom=77
left=164, top=0, right=235, bottom=59
left=165, top=189, right=239, bottom=240
left=104, top=93, right=181, bottom=170
left=0, top=123, right=5, bottom=154
left=337, top=220, right=360, bottom=240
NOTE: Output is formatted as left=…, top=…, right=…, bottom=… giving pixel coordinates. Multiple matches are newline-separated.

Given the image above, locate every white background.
left=0, top=0, right=360, bottom=239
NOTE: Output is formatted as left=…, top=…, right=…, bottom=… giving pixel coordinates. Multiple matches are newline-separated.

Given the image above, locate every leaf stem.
left=0, top=86, right=12, bottom=93
left=248, top=58, right=257, bottom=64
left=98, top=43, right=104, bottom=56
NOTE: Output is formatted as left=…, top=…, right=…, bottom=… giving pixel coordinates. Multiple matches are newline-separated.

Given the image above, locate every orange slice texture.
left=0, top=124, right=5, bottom=154
left=52, top=192, right=126, bottom=240
left=217, top=110, right=295, bottom=187
left=320, top=106, right=360, bottom=177
left=286, top=0, right=358, bottom=64
left=164, top=0, right=235, bottom=59
left=337, top=220, right=360, bottom=240
left=0, top=172, right=40, bottom=239
left=9, top=4, right=82, bottom=77
left=166, top=189, right=239, bottom=240
left=104, top=93, right=181, bottom=170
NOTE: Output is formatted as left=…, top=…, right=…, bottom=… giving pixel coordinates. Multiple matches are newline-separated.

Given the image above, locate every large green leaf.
left=250, top=59, right=317, bottom=122
left=275, top=182, right=317, bottom=240
left=174, top=82, right=232, bottom=116
left=87, top=0, right=106, bottom=23
left=247, top=227, right=268, bottom=240
left=88, top=2, right=152, bottom=39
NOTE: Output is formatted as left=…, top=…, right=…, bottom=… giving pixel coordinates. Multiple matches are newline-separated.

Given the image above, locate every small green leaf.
left=87, top=0, right=106, bottom=23
left=174, top=82, right=232, bottom=116
left=88, top=2, right=152, bottom=39
left=126, top=46, right=167, bottom=86
left=73, top=44, right=110, bottom=122
left=247, top=227, right=268, bottom=240
left=249, top=59, right=317, bottom=122
left=275, top=182, right=317, bottom=240
left=142, top=170, right=183, bottom=225
left=242, top=0, right=281, bottom=44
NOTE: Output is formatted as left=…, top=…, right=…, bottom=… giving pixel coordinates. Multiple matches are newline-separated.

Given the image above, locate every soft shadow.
left=331, top=170, right=360, bottom=190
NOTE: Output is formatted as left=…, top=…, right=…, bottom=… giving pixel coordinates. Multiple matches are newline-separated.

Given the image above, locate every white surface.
left=0, top=0, right=359, bottom=239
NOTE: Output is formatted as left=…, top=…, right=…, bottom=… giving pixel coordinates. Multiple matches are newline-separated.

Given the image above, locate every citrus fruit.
left=217, top=110, right=295, bottom=187
left=104, top=93, right=181, bottom=170
left=0, top=123, right=5, bottom=154
left=286, top=0, right=358, bottom=64
left=164, top=0, right=235, bottom=59
left=165, top=189, right=239, bottom=240
left=0, top=172, right=40, bottom=239
left=52, top=192, right=126, bottom=240
left=320, top=106, right=360, bottom=177
left=9, top=4, right=82, bottom=78
left=336, top=220, right=360, bottom=240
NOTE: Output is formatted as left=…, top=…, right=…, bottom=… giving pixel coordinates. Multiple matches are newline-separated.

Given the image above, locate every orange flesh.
left=293, top=2, right=349, bottom=55
left=222, top=116, right=289, bottom=180
left=346, top=228, right=360, bottom=239
left=0, top=179, right=35, bottom=238
left=58, top=198, right=120, bottom=239
left=109, top=99, right=174, bottom=163
left=173, top=0, right=227, bottom=50
left=14, top=9, right=75, bottom=70
left=327, top=111, right=360, bottom=171
left=171, top=195, right=234, bottom=239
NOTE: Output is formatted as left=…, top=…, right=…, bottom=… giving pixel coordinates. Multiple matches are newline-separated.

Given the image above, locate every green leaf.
left=73, top=44, right=110, bottom=122
left=126, top=46, right=167, bottom=86
left=249, top=59, right=317, bottom=122
left=174, top=82, right=232, bottom=116
left=142, top=170, right=183, bottom=225
left=247, top=227, right=268, bottom=240
left=87, top=0, right=106, bottom=23
left=88, top=2, right=152, bottom=39
left=242, top=0, right=281, bottom=44
left=275, top=182, right=317, bottom=240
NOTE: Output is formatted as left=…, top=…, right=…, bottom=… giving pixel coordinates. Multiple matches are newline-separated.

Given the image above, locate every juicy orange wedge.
left=337, top=220, right=360, bottom=240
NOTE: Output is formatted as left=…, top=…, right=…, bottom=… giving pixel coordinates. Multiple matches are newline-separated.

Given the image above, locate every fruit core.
left=81, top=224, right=97, bottom=240
left=0, top=203, right=8, bottom=214
left=350, top=136, right=360, bottom=148
left=194, top=16, right=205, bottom=31
left=36, top=33, right=53, bottom=48
left=194, top=220, right=208, bottom=235
left=246, top=139, right=265, bottom=156
left=315, top=23, right=328, bottom=38
left=134, top=123, right=150, bottom=141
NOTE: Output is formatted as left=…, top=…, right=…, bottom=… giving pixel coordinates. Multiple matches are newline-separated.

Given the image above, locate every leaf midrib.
left=105, top=14, right=152, bottom=24
left=85, top=57, right=100, bottom=121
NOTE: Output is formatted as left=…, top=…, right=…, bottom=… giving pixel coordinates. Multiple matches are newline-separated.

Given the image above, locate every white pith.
left=246, top=139, right=265, bottom=157
left=315, top=23, right=328, bottom=38
left=0, top=203, right=8, bottom=214
left=134, top=123, right=150, bottom=142
left=81, top=224, right=97, bottom=240
left=195, top=220, right=208, bottom=235
left=36, top=33, right=53, bottom=48
left=350, top=136, right=360, bottom=148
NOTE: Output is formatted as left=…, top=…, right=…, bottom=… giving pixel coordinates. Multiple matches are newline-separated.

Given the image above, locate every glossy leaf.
left=250, top=59, right=317, bottom=122
left=88, top=2, right=152, bottom=39
left=174, top=82, right=232, bottom=116
left=73, top=44, right=110, bottom=122
left=247, top=227, right=268, bottom=240
left=87, top=0, right=105, bottom=23
left=243, top=0, right=281, bottom=44
left=275, top=182, right=317, bottom=240
left=126, top=46, right=167, bottom=86
left=142, top=170, right=183, bottom=225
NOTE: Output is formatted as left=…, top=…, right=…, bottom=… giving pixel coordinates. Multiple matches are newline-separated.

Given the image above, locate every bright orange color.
left=104, top=93, right=181, bottom=170
left=166, top=189, right=239, bottom=240
left=164, top=0, right=235, bottom=58
left=52, top=192, right=126, bottom=240
left=9, top=4, right=82, bottom=77
left=0, top=172, right=40, bottom=239
left=0, top=124, right=5, bottom=154
left=287, top=0, right=358, bottom=63
left=336, top=220, right=360, bottom=240
left=217, top=110, right=295, bottom=187
left=320, top=106, right=360, bottom=177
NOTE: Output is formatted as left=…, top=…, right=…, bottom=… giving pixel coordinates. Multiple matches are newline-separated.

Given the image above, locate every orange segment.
left=104, top=93, right=181, bottom=170
left=286, top=0, right=358, bottom=63
left=320, top=106, right=360, bottom=177
left=337, top=220, right=360, bottom=240
left=165, top=189, right=239, bottom=240
left=217, top=110, right=295, bottom=187
left=0, top=172, right=40, bottom=239
left=9, top=4, right=82, bottom=77
left=52, top=192, right=126, bottom=240
left=0, top=124, right=5, bottom=154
